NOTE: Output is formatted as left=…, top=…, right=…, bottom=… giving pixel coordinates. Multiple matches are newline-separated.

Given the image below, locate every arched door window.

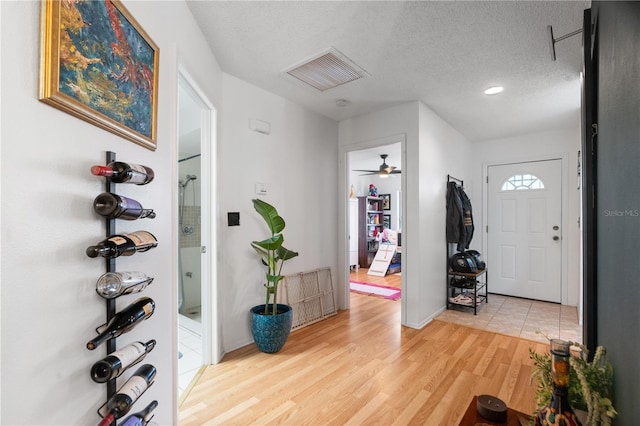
left=500, top=173, right=545, bottom=191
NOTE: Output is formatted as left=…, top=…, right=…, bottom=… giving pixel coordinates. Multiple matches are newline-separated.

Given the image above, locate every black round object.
left=449, top=252, right=477, bottom=273
left=466, top=250, right=486, bottom=270
left=476, top=394, right=507, bottom=422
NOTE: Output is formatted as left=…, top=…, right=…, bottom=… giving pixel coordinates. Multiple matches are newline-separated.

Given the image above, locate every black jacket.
left=446, top=182, right=474, bottom=251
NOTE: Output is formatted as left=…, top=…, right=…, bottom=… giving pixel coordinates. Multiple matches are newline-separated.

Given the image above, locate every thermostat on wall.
left=255, top=183, right=267, bottom=195
left=249, top=118, right=271, bottom=135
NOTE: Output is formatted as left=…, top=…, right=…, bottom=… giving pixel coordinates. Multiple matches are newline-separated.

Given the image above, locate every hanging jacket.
left=446, top=182, right=464, bottom=246
left=446, top=182, right=474, bottom=251
left=458, top=186, right=474, bottom=250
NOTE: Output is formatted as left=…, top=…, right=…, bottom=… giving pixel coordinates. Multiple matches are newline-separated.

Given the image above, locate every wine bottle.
left=86, top=297, right=155, bottom=350
left=91, top=162, right=154, bottom=185
left=86, top=231, right=158, bottom=259
left=99, top=364, right=156, bottom=421
left=119, top=400, right=158, bottom=426
left=90, top=340, right=156, bottom=383
left=95, top=271, right=154, bottom=299
left=93, top=192, right=156, bottom=220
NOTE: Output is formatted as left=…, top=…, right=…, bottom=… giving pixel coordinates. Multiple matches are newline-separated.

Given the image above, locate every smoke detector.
left=282, top=47, right=369, bottom=92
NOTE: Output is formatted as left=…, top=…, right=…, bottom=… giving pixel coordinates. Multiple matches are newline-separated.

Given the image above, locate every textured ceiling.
left=187, top=1, right=589, bottom=143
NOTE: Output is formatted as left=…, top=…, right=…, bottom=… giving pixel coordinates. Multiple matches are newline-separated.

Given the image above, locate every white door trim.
left=177, top=64, right=218, bottom=366
left=338, top=134, right=407, bottom=325
left=482, top=152, right=569, bottom=304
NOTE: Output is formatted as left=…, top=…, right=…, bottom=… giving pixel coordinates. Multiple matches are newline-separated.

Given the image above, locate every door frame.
left=482, top=152, right=570, bottom=305
left=172, top=60, right=219, bottom=386
left=338, top=134, right=407, bottom=325
left=177, top=64, right=219, bottom=366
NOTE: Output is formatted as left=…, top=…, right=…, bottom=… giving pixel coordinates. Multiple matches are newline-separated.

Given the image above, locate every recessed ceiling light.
left=484, top=86, right=504, bottom=95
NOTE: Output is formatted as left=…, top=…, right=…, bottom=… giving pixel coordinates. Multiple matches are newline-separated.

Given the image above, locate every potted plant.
left=249, top=198, right=299, bottom=353
left=529, top=341, right=617, bottom=425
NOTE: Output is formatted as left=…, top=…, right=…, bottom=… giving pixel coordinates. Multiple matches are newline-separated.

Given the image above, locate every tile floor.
left=178, top=323, right=203, bottom=397
left=182, top=305, right=202, bottom=323
left=436, top=293, right=582, bottom=344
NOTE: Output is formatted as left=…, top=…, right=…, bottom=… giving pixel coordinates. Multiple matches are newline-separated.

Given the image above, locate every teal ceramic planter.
left=250, top=304, right=293, bottom=353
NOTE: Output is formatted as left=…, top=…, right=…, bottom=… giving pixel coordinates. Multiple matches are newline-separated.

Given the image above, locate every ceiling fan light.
left=352, top=153, right=401, bottom=177
left=484, top=86, right=504, bottom=95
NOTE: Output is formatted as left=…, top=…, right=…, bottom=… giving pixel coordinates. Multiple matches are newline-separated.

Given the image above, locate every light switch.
left=228, top=212, right=240, bottom=226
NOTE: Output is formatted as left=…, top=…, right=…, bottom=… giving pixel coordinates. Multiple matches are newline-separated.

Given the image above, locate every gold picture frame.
left=39, top=0, right=159, bottom=151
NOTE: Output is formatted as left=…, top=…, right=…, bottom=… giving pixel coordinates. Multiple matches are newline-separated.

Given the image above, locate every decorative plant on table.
left=250, top=198, right=299, bottom=315
left=529, top=340, right=617, bottom=425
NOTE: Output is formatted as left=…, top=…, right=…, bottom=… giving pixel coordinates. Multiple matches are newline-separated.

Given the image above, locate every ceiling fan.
left=354, top=154, right=401, bottom=178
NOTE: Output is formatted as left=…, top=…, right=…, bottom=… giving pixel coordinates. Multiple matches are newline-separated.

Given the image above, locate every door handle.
left=553, top=236, right=560, bottom=241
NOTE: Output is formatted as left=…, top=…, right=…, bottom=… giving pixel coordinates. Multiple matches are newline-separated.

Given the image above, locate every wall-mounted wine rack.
left=104, top=150, right=118, bottom=402
left=92, top=151, right=155, bottom=425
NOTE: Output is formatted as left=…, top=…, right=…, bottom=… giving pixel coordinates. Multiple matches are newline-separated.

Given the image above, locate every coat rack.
left=445, top=174, right=487, bottom=315
left=447, top=174, right=463, bottom=187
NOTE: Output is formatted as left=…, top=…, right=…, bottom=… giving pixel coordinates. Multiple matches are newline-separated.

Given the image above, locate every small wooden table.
left=458, top=396, right=532, bottom=426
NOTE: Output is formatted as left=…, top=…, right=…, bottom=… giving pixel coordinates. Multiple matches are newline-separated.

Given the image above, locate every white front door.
left=487, top=159, right=562, bottom=302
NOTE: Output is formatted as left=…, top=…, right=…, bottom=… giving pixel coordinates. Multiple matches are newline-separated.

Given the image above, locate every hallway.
left=179, top=292, right=541, bottom=424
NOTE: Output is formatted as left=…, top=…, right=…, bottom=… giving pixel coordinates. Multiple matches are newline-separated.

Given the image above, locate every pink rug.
left=350, top=281, right=401, bottom=301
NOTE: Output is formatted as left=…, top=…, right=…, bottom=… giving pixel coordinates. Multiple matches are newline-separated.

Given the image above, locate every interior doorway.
left=346, top=142, right=404, bottom=307
left=176, top=67, right=216, bottom=399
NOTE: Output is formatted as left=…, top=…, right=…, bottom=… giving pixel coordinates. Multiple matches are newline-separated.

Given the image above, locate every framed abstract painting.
left=39, top=0, right=159, bottom=151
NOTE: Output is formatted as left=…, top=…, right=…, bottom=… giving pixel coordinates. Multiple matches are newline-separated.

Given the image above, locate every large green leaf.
left=250, top=243, right=269, bottom=264
left=251, top=234, right=283, bottom=251
left=252, top=198, right=285, bottom=235
left=276, top=246, right=299, bottom=261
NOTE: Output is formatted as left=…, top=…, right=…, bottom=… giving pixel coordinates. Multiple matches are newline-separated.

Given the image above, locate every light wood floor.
left=179, top=292, right=546, bottom=425
left=350, top=268, right=401, bottom=289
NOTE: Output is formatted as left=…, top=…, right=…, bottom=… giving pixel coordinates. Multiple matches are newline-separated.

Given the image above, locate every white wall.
left=339, top=101, right=473, bottom=328
left=0, top=1, right=222, bottom=424
left=470, top=125, right=582, bottom=306
left=0, top=0, right=3, bottom=420
left=415, top=102, right=474, bottom=326
left=218, top=73, right=339, bottom=352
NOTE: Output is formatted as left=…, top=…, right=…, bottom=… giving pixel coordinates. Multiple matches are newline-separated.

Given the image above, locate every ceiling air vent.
left=283, top=48, right=369, bottom=92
